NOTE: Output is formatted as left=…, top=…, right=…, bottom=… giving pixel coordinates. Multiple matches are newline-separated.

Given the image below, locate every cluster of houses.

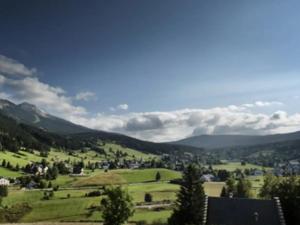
left=274, top=160, right=300, bottom=176
left=98, top=159, right=153, bottom=170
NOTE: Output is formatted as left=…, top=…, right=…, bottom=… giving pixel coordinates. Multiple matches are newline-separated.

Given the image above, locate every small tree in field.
left=0, top=186, right=8, bottom=197
left=101, top=186, right=134, bottom=225
left=168, top=164, right=206, bottom=225
left=155, top=171, right=161, bottom=182
left=236, top=178, right=252, bottom=198
left=144, top=193, right=153, bottom=203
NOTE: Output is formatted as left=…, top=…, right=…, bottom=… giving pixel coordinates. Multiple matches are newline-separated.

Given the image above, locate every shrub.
left=0, top=186, right=8, bottom=197
left=86, top=190, right=101, bottom=197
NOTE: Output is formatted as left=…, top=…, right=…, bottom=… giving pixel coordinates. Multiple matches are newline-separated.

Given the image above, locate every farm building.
left=0, top=178, right=10, bottom=186
left=204, top=196, right=285, bottom=225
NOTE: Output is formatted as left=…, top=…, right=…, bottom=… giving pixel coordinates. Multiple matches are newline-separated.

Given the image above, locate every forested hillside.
left=0, top=111, right=202, bottom=155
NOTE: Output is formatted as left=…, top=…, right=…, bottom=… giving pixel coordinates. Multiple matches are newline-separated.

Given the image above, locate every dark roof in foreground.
left=206, top=197, right=283, bottom=225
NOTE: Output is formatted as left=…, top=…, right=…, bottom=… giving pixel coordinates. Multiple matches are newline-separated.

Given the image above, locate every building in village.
left=0, top=178, right=10, bottom=186
left=274, top=160, right=300, bottom=176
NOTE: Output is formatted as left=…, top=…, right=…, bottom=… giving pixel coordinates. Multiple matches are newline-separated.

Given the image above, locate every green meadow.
left=3, top=179, right=224, bottom=223
left=211, top=162, right=271, bottom=172
left=0, top=142, right=156, bottom=168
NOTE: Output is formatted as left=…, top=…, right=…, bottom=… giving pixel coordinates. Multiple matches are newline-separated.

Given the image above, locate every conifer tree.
left=168, top=164, right=206, bottom=225
left=155, top=171, right=161, bottom=181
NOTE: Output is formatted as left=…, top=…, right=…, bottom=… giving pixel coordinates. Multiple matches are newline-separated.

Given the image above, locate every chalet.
left=71, top=167, right=85, bottom=176
left=252, top=169, right=264, bottom=176
left=129, top=162, right=140, bottom=169
left=203, top=196, right=285, bottom=225
left=36, top=165, right=48, bottom=175
left=29, top=164, right=49, bottom=176
left=0, top=178, right=10, bottom=186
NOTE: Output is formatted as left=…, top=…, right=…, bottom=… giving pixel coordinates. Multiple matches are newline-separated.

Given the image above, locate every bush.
left=136, top=221, right=147, bottom=225
left=0, top=203, right=32, bottom=222
left=86, top=190, right=101, bottom=197
left=53, top=185, right=59, bottom=191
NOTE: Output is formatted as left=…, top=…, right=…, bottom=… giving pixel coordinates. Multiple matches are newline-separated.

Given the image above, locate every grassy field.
left=102, top=143, right=157, bottom=160
left=211, top=162, right=271, bottom=171
left=0, top=150, right=43, bottom=167
left=3, top=180, right=224, bottom=223
left=0, top=166, right=22, bottom=178
left=71, top=169, right=182, bottom=187
left=3, top=182, right=177, bottom=223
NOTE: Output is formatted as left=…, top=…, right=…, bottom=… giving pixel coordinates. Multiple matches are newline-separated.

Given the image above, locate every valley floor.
left=0, top=148, right=270, bottom=224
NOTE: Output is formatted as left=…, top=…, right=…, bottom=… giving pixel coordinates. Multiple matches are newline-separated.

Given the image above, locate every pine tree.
left=1, top=160, right=6, bottom=167
left=220, top=186, right=227, bottom=197
left=155, top=171, right=161, bottom=182
left=15, top=163, right=20, bottom=171
left=168, top=164, right=206, bottom=225
left=226, top=177, right=236, bottom=196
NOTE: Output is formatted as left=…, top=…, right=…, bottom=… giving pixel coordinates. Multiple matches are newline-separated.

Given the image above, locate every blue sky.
left=1, top=0, right=300, bottom=141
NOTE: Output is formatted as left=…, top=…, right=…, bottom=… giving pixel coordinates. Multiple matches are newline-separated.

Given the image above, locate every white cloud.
left=242, top=101, right=283, bottom=108
left=109, top=103, right=129, bottom=111
left=75, top=91, right=96, bottom=101
left=0, top=75, right=86, bottom=119
left=118, top=104, right=129, bottom=110
left=0, top=55, right=37, bottom=76
left=0, top=92, right=10, bottom=100
left=72, top=103, right=300, bottom=142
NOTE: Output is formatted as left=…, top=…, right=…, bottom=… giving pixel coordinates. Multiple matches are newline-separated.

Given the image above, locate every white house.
left=200, top=174, right=215, bottom=182
left=0, top=178, right=10, bottom=186
left=253, top=169, right=264, bottom=176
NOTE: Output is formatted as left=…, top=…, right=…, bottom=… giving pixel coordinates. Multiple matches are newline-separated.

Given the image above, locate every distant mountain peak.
left=0, top=99, right=15, bottom=109
left=0, top=98, right=91, bottom=134
left=17, top=102, right=48, bottom=117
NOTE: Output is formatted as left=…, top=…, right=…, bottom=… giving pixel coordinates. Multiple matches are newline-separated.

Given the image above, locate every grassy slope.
left=0, top=142, right=157, bottom=168
left=0, top=166, right=22, bottom=178
left=211, top=162, right=271, bottom=172
left=72, top=169, right=182, bottom=187
left=0, top=151, right=43, bottom=167
left=102, top=143, right=157, bottom=160
left=4, top=181, right=222, bottom=223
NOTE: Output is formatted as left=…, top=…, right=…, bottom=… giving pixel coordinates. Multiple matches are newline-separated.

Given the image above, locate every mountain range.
left=173, top=132, right=300, bottom=149
left=1, top=98, right=300, bottom=156
left=0, top=99, right=91, bottom=134
left=0, top=99, right=201, bottom=154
